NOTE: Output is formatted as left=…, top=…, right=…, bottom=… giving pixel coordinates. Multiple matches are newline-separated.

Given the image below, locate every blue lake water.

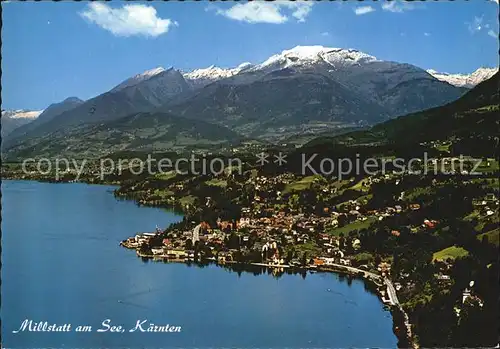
left=1, top=180, right=397, bottom=348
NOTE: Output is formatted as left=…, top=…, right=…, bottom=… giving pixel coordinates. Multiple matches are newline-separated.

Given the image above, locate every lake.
left=1, top=180, right=397, bottom=348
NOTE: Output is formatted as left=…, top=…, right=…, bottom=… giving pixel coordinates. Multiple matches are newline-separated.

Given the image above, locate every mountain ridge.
left=427, top=67, right=498, bottom=88
left=2, top=45, right=476, bottom=150
left=303, top=72, right=499, bottom=149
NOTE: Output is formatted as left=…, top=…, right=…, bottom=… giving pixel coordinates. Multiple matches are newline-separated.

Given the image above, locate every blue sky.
left=2, top=0, right=499, bottom=110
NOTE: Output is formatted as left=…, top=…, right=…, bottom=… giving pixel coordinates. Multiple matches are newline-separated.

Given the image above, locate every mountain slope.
left=307, top=72, right=499, bottom=147
left=111, top=67, right=167, bottom=92
left=4, top=69, right=193, bottom=149
left=224, top=46, right=466, bottom=114
left=1, top=110, right=42, bottom=137
left=183, top=63, right=253, bottom=88
left=374, top=71, right=499, bottom=143
left=3, top=112, right=243, bottom=159
left=162, top=46, right=466, bottom=139
left=6, top=97, right=84, bottom=140
left=112, top=68, right=192, bottom=107
left=165, top=69, right=391, bottom=140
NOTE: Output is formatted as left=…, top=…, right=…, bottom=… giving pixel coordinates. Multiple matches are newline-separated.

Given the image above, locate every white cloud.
left=80, top=3, right=177, bottom=37
left=467, top=16, right=484, bottom=34
left=288, top=2, right=313, bottom=22
left=354, top=6, right=375, bottom=15
left=382, top=1, right=417, bottom=13
left=424, top=32, right=431, bottom=37
left=466, top=16, right=498, bottom=38
left=490, top=0, right=498, bottom=4
left=215, top=1, right=314, bottom=24
left=320, top=31, right=330, bottom=37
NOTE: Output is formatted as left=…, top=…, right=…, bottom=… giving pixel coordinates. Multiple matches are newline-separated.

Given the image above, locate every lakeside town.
left=2, top=144, right=499, bottom=348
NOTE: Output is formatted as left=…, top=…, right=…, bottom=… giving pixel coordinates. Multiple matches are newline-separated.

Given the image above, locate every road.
left=385, top=277, right=400, bottom=306
left=385, top=277, right=416, bottom=347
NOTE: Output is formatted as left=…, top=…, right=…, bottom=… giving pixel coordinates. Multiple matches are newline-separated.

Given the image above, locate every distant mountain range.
left=2, top=45, right=496, bottom=157
left=1, top=109, right=43, bottom=137
left=427, top=67, right=498, bottom=88
left=6, top=97, right=84, bottom=140
left=302, top=71, right=499, bottom=150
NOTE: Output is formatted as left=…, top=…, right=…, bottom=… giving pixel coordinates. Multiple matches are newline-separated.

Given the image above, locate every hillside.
left=1, top=110, right=42, bottom=137
left=6, top=97, right=84, bottom=140
left=3, top=112, right=243, bottom=159
left=305, top=72, right=499, bottom=149
left=1, top=114, right=37, bottom=137
left=3, top=69, right=192, bottom=149
left=165, top=71, right=390, bottom=140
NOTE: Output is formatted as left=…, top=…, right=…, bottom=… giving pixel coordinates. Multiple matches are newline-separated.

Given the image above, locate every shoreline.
left=133, top=248, right=416, bottom=348
left=4, top=177, right=416, bottom=348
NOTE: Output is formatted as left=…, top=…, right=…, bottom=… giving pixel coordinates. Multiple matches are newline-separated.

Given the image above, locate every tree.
left=185, top=238, right=193, bottom=250
left=301, top=252, right=308, bottom=266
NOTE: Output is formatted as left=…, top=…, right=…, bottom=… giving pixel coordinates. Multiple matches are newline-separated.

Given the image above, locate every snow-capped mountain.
left=111, top=67, right=166, bottom=92
left=117, top=68, right=191, bottom=107
left=1, top=109, right=43, bottom=119
left=191, top=45, right=449, bottom=107
left=251, top=45, right=378, bottom=72
left=1, top=109, right=43, bottom=137
left=163, top=45, right=467, bottom=138
left=427, top=67, right=498, bottom=88
left=4, top=45, right=472, bottom=147
left=6, top=97, right=85, bottom=141
left=183, top=63, right=253, bottom=88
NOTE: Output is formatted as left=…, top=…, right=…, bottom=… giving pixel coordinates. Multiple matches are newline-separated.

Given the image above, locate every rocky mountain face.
left=427, top=67, right=498, bottom=88
left=112, top=67, right=192, bottom=107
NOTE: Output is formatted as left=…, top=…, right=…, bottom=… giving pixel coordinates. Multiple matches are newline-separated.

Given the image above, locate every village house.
left=217, top=251, right=232, bottom=263
left=166, top=249, right=187, bottom=259
left=409, top=203, right=421, bottom=211
left=151, top=247, right=165, bottom=255
left=378, top=262, right=391, bottom=276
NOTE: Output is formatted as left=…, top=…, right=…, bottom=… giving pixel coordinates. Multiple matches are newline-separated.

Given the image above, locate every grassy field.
left=477, top=229, right=500, bottom=246
left=205, top=179, right=228, bottom=187
left=154, top=171, right=177, bottom=181
left=293, top=241, right=322, bottom=258
left=336, top=194, right=373, bottom=210
left=283, top=175, right=324, bottom=194
left=326, top=216, right=377, bottom=236
left=179, top=195, right=196, bottom=207
left=475, top=159, right=499, bottom=173
left=432, top=246, right=469, bottom=262
left=470, top=178, right=499, bottom=190
left=435, top=142, right=451, bottom=153
left=404, top=187, right=432, bottom=201
left=350, top=178, right=372, bottom=193
left=153, top=189, right=174, bottom=198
